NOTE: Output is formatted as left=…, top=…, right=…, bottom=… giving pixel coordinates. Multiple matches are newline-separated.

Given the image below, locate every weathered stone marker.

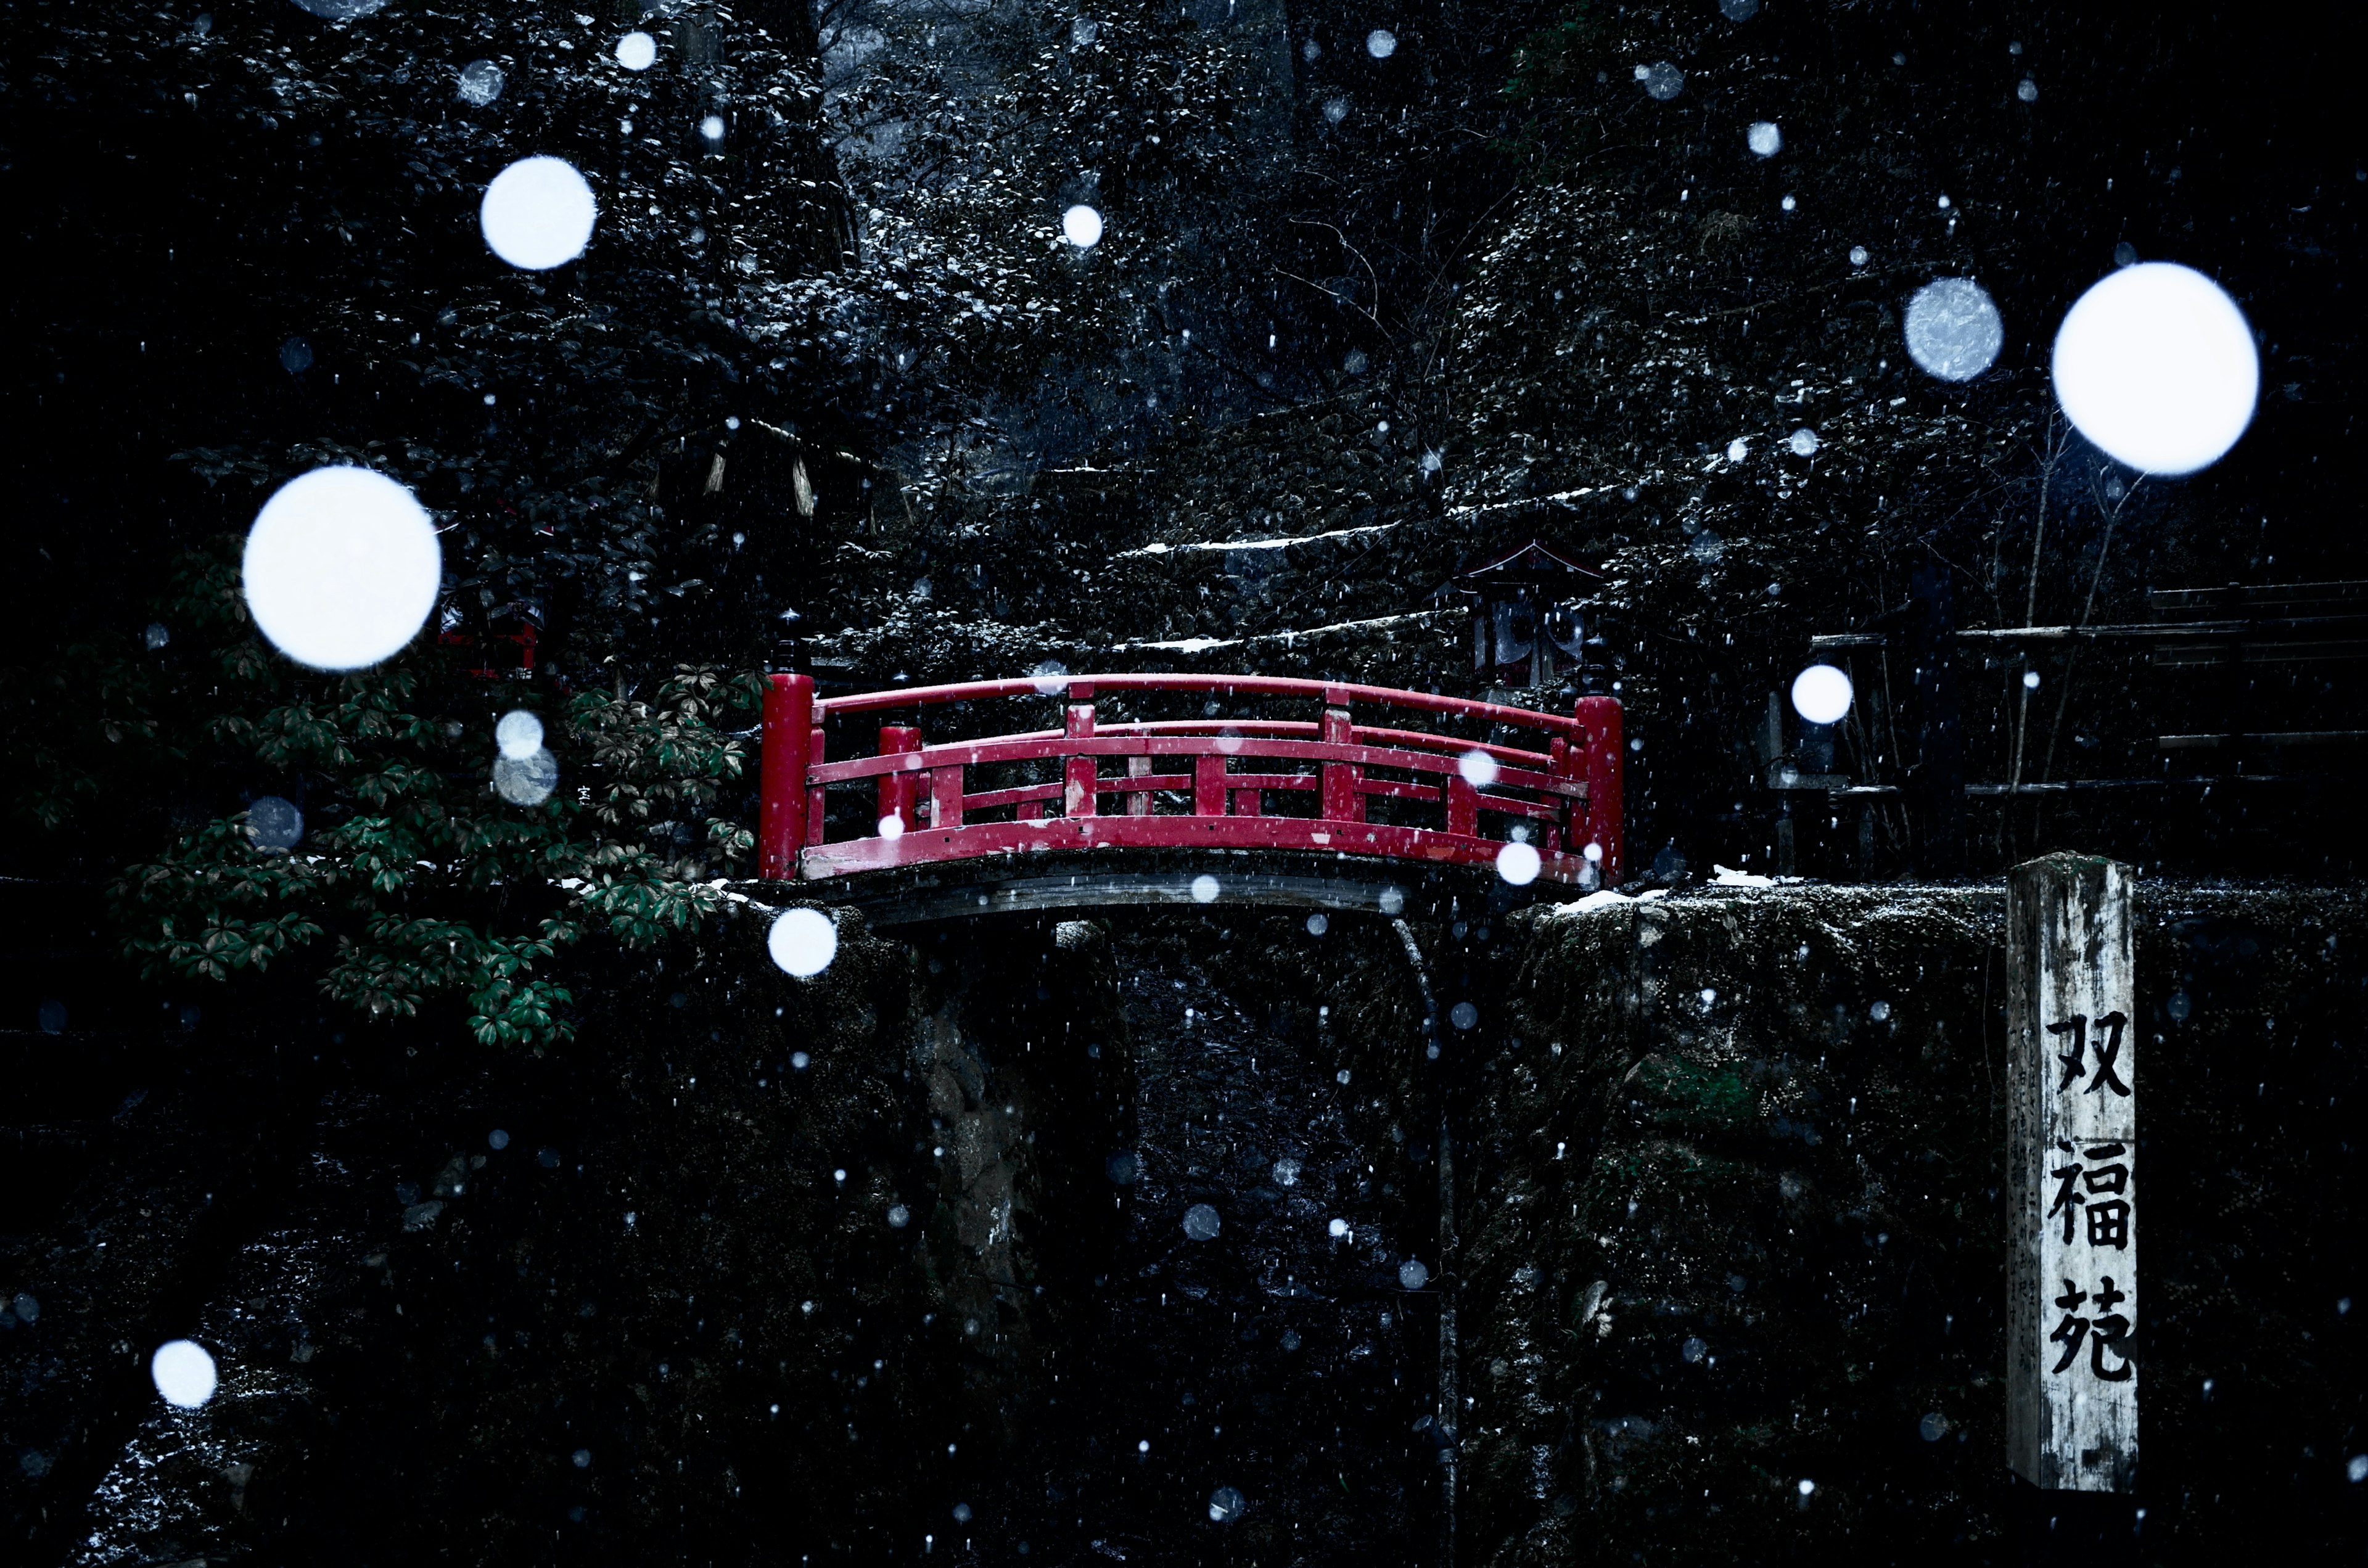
left=2007, top=853, right=2138, bottom=1491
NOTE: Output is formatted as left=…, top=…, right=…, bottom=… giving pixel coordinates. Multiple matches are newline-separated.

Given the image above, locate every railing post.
left=1544, top=736, right=1571, bottom=856
left=932, top=761, right=966, bottom=831
left=807, top=718, right=827, bottom=846
left=758, top=672, right=813, bottom=881
left=1574, top=696, right=1624, bottom=885
left=1194, top=753, right=1227, bottom=818
left=1064, top=684, right=1098, bottom=818
left=878, top=725, right=921, bottom=835
left=1321, top=694, right=1363, bottom=824
left=1445, top=771, right=1478, bottom=838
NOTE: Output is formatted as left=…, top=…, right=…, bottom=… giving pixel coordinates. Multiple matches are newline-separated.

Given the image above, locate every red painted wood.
left=1320, top=705, right=1363, bottom=824
left=1193, top=754, right=1227, bottom=817
left=1064, top=761, right=1099, bottom=818
left=878, top=726, right=921, bottom=834
left=932, top=763, right=966, bottom=831
left=757, top=671, right=1624, bottom=889
left=817, top=672, right=1588, bottom=737
left=1445, top=771, right=1479, bottom=838
left=806, top=736, right=1581, bottom=794
left=798, top=815, right=1598, bottom=881
left=806, top=723, right=827, bottom=847
left=758, top=673, right=812, bottom=881
left=1574, top=694, right=1624, bottom=884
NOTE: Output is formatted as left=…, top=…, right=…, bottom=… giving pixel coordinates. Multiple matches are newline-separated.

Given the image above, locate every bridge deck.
left=757, top=671, right=1622, bottom=893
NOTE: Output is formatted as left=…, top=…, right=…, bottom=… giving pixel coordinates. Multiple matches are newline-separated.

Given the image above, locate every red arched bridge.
left=755, top=673, right=1621, bottom=922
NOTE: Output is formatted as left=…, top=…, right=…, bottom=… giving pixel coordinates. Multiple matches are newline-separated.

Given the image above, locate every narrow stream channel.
left=976, top=915, right=1439, bottom=1566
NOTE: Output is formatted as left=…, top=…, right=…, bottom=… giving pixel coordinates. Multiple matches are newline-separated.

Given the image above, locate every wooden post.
left=2007, top=853, right=2138, bottom=1493
left=757, top=673, right=813, bottom=881
left=878, top=726, right=921, bottom=834
left=1574, top=695, right=1624, bottom=885
left=1320, top=699, right=1363, bottom=823
left=1063, top=687, right=1098, bottom=818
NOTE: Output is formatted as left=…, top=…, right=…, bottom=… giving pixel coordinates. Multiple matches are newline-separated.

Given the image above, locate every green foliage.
left=100, top=545, right=764, bottom=1049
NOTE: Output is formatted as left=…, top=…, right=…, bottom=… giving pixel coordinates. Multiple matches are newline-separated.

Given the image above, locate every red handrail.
left=758, top=672, right=1622, bottom=890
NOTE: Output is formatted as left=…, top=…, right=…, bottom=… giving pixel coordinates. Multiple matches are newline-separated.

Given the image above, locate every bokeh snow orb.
left=1106, top=1151, right=1140, bottom=1184
left=699, top=114, right=726, bottom=142
left=1327, top=1217, right=1350, bottom=1238
left=242, top=467, right=440, bottom=671
left=1848, top=244, right=1869, bottom=267
left=1272, top=1157, right=1301, bottom=1187
left=1639, top=61, right=1684, bottom=100
left=1305, top=913, right=1328, bottom=935
left=878, top=813, right=906, bottom=840
left=2016, top=78, right=2038, bottom=103
left=246, top=795, right=304, bottom=852
left=1399, top=1258, right=1430, bottom=1289
left=1904, top=277, right=2004, bottom=382
left=887, top=1204, right=910, bottom=1228
left=151, top=1339, right=218, bottom=1408
left=488, top=1128, right=510, bottom=1150
left=1495, top=840, right=1542, bottom=886
left=144, top=622, right=170, bottom=650
left=457, top=59, right=504, bottom=105
left=1791, top=664, right=1854, bottom=724
left=1190, top=874, right=1220, bottom=904
left=1788, top=427, right=1820, bottom=457
left=495, top=709, right=544, bottom=760
left=480, top=155, right=597, bottom=271
left=1062, top=204, right=1104, bottom=248
left=279, top=335, right=314, bottom=374
left=1209, top=1485, right=1247, bottom=1523
left=1449, top=999, right=1479, bottom=1030
left=768, top=907, right=839, bottom=978
left=2050, top=261, right=2258, bottom=475
left=1457, top=749, right=1500, bottom=787
left=1072, top=17, right=1101, bottom=46
left=493, top=749, right=558, bottom=806
left=1726, top=438, right=1749, bottom=463
left=615, top=30, right=657, bottom=70
left=1746, top=121, right=1781, bottom=157
left=1182, top=1202, right=1222, bottom=1241
left=1365, top=28, right=1396, bottom=59
left=1323, top=96, right=1351, bottom=125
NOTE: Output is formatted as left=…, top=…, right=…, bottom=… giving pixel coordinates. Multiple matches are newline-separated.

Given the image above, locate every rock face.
left=8, top=883, right=2362, bottom=1562
left=1457, top=884, right=2368, bottom=1564
left=8, top=903, right=1132, bottom=1561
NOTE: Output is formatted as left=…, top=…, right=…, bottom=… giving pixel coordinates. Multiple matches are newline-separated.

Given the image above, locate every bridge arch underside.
left=779, top=846, right=1561, bottom=930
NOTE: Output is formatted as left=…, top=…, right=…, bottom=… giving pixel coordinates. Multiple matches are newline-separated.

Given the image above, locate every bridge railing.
left=757, top=672, right=1622, bottom=888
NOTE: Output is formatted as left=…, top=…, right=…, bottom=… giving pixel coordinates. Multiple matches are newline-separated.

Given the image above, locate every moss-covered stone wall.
left=1457, top=884, right=2367, bottom=1565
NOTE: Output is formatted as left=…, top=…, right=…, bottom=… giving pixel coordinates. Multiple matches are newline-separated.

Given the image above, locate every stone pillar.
left=2006, top=853, right=2138, bottom=1492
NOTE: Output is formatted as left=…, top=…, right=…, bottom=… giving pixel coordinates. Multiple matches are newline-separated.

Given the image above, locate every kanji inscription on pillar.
left=2007, top=853, right=2137, bottom=1492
